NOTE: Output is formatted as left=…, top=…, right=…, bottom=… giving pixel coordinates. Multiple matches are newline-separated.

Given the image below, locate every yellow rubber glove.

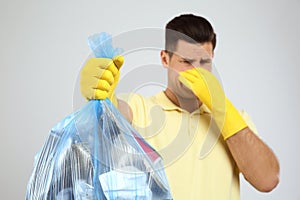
left=179, top=68, right=248, bottom=139
left=80, top=56, right=124, bottom=107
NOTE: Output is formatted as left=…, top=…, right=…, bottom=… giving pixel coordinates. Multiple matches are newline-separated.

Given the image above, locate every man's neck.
left=164, top=88, right=202, bottom=113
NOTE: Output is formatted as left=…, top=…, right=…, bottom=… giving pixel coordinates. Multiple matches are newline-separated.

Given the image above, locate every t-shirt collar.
left=154, top=91, right=211, bottom=115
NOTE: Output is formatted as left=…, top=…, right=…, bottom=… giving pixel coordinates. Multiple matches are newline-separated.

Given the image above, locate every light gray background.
left=1, top=0, right=299, bottom=199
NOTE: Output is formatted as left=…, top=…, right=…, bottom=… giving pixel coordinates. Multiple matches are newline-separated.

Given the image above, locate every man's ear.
left=160, top=50, right=170, bottom=68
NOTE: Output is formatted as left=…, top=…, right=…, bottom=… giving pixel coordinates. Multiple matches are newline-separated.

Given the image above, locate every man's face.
left=161, top=40, right=214, bottom=99
left=165, top=39, right=214, bottom=71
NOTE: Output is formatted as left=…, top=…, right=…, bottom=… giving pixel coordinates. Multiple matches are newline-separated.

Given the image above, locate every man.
left=80, top=14, right=279, bottom=199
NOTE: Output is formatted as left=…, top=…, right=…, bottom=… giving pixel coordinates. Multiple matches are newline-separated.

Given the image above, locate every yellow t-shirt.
left=119, top=91, right=257, bottom=200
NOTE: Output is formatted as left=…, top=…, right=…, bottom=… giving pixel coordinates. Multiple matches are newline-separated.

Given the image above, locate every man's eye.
left=182, top=60, right=191, bottom=64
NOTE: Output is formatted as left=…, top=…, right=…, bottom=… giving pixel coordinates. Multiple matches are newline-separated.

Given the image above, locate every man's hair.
left=165, top=14, right=216, bottom=56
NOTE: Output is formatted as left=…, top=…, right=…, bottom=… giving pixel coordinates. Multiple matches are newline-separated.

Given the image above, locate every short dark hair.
left=165, top=14, right=216, bottom=56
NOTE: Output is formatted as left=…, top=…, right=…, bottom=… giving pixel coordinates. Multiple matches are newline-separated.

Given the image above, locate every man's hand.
left=80, top=56, right=124, bottom=106
left=179, top=67, right=247, bottom=139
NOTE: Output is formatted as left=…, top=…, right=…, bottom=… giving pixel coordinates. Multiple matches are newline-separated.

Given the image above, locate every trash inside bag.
left=26, top=33, right=173, bottom=200
left=26, top=100, right=172, bottom=200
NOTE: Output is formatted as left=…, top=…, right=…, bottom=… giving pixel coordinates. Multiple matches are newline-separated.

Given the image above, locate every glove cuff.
left=214, top=99, right=248, bottom=140
left=109, top=93, right=118, bottom=108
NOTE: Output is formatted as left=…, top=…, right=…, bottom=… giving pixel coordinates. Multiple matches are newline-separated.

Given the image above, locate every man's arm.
left=117, top=99, right=133, bottom=123
left=226, top=127, right=280, bottom=192
left=179, top=68, right=280, bottom=192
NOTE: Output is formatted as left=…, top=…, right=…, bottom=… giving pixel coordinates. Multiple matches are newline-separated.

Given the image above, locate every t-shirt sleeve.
left=240, top=110, right=259, bottom=135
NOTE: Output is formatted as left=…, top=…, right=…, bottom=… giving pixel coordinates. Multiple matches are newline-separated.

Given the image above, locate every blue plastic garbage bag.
left=26, top=33, right=173, bottom=200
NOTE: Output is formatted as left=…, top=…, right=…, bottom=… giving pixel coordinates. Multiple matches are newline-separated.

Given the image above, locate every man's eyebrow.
left=181, top=57, right=196, bottom=63
left=200, top=58, right=212, bottom=62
